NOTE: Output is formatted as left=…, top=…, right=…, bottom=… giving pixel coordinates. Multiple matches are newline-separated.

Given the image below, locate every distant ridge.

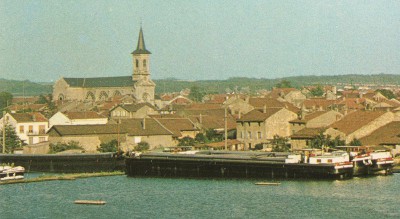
left=1, top=74, right=399, bottom=96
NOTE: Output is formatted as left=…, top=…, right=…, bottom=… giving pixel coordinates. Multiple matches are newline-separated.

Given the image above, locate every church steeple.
left=131, top=27, right=151, bottom=54
left=132, top=27, right=151, bottom=81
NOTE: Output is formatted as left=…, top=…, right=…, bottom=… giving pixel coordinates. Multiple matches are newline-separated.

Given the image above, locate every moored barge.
left=125, top=151, right=354, bottom=179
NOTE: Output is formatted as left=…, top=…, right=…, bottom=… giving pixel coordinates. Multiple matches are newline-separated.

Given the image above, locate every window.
left=247, top=131, right=252, bottom=139
left=257, top=132, right=262, bottom=139
left=136, top=59, right=139, bottom=68
left=328, top=159, right=333, bottom=163
left=39, top=137, right=46, bottom=142
left=28, top=125, right=33, bottom=133
left=143, top=59, right=147, bottom=68
left=241, top=131, right=244, bottom=138
left=39, top=125, right=45, bottom=134
left=19, top=126, right=24, bottom=133
left=317, top=159, right=321, bottom=163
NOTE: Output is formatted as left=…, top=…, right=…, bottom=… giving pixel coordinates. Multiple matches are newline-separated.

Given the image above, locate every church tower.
left=131, top=27, right=155, bottom=104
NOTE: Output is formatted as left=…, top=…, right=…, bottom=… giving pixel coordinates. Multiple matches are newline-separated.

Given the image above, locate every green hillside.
left=0, top=79, right=52, bottom=96
left=1, top=74, right=399, bottom=96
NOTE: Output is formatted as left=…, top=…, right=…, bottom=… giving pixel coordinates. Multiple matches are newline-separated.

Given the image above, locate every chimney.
left=199, top=114, right=203, bottom=124
left=32, top=114, right=36, bottom=122
left=245, top=96, right=250, bottom=103
left=142, top=117, right=146, bottom=129
left=263, top=105, right=267, bottom=113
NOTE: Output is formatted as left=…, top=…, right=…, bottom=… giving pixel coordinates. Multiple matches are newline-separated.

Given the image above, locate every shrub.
left=49, top=141, right=84, bottom=154
left=178, top=136, right=195, bottom=146
left=98, top=139, right=118, bottom=153
left=135, top=141, right=150, bottom=151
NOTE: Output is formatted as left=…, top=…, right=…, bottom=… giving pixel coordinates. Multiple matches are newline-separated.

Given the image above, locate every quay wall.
left=0, top=153, right=124, bottom=173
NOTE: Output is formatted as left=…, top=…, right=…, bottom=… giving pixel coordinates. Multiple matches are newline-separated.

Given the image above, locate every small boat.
left=74, top=200, right=106, bottom=205
left=255, top=182, right=281, bottom=186
left=0, top=166, right=25, bottom=181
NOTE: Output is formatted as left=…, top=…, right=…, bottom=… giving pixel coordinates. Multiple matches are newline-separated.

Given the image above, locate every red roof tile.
left=329, top=110, right=387, bottom=134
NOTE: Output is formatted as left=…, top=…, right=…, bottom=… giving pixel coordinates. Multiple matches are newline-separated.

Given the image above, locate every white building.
left=1, top=112, right=49, bottom=145
left=49, top=111, right=108, bottom=127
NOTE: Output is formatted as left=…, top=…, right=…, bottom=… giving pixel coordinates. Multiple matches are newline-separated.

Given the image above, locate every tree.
left=310, top=85, right=324, bottom=97
left=311, top=132, right=345, bottom=149
left=376, top=89, right=395, bottom=99
left=35, top=94, right=48, bottom=104
left=275, top=80, right=292, bottom=88
left=329, top=136, right=346, bottom=148
left=98, top=139, right=118, bottom=153
left=189, top=86, right=205, bottom=102
left=270, top=135, right=290, bottom=152
left=49, top=141, right=84, bottom=154
left=195, top=133, right=207, bottom=144
left=349, top=138, right=362, bottom=146
left=0, top=124, right=25, bottom=153
left=135, top=141, right=150, bottom=151
left=178, top=136, right=195, bottom=146
left=206, top=129, right=223, bottom=142
left=0, top=92, right=13, bottom=114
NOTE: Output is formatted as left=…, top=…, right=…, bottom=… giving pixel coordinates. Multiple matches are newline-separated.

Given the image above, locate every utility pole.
left=224, top=107, right=228, bottom=151
left=2, top=111, right=6, bottom=153
left=117, top=118, right=121, bottom=153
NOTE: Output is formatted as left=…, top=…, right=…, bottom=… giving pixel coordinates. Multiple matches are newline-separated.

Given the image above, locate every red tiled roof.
left=329, top=110, right=387, bottom=135
left=189, top=114, right=236, bottom=130
left=237, top=108, right=282, bottom=122
left=7, top=104, right=46, bottom=111
left=291, top=128, right=326, bottom=139
left=248, top=97, right=299, bottom=113
left=116, top=103, right=156, bottom=112
left=120, top=118, right=173, bottom=136
left=360, top=122, right=400, bottom=145
left=48, top=124, right=120, bottom=136
left=65, top=111, right=106, bottom=119
left=12, top=96, right=40, bottom=104
left=10, top=112, right=48, bottom=123
left=268, top=88, right=298, bottom=98
left=155, top=118, right=198, bottom=137
left=303, top=98, right=336, bottom=110
left=334, top=98, right=365, bottom=109
left=290, top=111, right=327, bottom=123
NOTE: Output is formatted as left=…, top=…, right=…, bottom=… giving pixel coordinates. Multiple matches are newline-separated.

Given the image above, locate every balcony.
left=26, top=130, right=47, bottom=136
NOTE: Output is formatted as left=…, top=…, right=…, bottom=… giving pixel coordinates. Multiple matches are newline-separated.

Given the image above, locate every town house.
left=236, top=107, right=297, bottom=150
left=1, top=112, right=49, bottom=145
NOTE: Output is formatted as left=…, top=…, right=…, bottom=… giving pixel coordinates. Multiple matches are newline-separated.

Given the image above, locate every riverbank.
left=0, top=171, right=124, bottom=185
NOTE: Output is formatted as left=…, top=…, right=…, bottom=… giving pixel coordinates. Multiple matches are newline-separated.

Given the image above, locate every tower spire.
left=132, top=27, right=151, bottom=54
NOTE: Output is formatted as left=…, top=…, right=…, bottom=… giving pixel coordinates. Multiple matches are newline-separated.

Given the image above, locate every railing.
left=26, top=130, right=47, bottom=135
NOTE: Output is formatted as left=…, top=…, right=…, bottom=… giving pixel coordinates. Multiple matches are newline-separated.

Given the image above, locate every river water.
left=0, top=173, right=399, bottom=218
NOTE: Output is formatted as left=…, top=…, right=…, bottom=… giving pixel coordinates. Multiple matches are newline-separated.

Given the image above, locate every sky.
left=0, top=0, right=399, bottom=82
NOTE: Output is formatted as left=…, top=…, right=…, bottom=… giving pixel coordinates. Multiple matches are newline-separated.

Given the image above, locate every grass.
left=0, top=171, right=124, bottom=185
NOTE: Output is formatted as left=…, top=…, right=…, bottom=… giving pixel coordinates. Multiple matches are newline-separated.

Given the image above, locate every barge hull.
left=126, top=156, right=353, bottom=179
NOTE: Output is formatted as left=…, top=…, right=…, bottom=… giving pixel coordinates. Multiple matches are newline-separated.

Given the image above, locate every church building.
left=52, top=27, right=156, bottom=105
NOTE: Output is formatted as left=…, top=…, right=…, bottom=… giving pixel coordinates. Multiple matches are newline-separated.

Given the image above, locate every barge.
left=125, top=151, right=354, bottom=179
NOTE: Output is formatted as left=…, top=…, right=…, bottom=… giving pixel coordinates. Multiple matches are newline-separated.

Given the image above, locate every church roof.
left=131, top=27, right=151, bottom=54
left=63, top=76, right=135, bottom=88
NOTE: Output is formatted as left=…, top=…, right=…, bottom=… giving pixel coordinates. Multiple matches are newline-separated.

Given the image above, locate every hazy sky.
left=1, top=0, right=399, bottom=82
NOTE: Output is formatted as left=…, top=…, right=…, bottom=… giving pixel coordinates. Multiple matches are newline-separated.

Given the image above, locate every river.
left=0, top=173, right=399, bottom=218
